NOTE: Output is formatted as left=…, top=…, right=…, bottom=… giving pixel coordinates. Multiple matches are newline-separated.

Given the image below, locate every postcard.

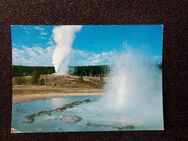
left=11, top=25, right=163, bottom=132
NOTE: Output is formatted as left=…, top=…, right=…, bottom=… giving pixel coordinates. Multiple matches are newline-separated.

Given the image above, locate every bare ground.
left=13, top=74, right=105, bottom=103
left=13, top=91, right=102, bottom=104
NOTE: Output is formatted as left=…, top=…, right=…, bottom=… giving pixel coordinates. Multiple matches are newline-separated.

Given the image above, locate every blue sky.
left=12, top=25, right=163, bottom=66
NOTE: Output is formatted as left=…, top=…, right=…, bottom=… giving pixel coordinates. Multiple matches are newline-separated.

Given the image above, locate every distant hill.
left=13, top=65, right=55, bottom=77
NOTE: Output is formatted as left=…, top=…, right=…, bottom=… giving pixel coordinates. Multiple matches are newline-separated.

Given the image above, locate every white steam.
left=83, top=49, right=163, bottom=130
left=52, top=25, right=82, bottom=74
left=101, top=50, right=163, bottom=128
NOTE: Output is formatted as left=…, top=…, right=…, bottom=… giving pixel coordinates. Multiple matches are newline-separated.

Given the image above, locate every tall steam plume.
left=52, top=25, right=82, bottom=74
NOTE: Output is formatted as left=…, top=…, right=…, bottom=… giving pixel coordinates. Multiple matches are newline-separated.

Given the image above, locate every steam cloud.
left=52, top=25, right=82, bottom=74
left=101, top=50, right=163, bottom=128
left=82, top=49, right=163, bottom=130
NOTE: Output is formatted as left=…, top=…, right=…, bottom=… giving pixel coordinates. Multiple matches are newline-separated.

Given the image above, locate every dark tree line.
left=13, top=65, right=55, bottom=77
left=13, top=65, right=111, bottom=77
left=69, top=65, right=111, bottom=77
left=13, top=63, right=162, bottom=78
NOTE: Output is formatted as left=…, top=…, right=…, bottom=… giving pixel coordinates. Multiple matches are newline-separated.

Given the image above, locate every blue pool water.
left=12, top=96, right=163, bottom=132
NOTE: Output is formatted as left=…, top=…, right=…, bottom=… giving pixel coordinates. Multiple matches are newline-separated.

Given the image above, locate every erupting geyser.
left=85, top=49, right=163, bottom=129
left=52, top=25, right=82, bottom=74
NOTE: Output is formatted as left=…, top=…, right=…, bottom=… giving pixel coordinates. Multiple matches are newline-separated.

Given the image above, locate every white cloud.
left=34, top=26, right=45, bottom=31
left=12, top=46, right=116, bottom=67
left=40, top=32, right=48, bottom=36
left=70, top=49, right=116, bottom=66
left=34, top=26, right=48, bottom=37
left=17, top=26, right=30, bottom=35
left=13, top=45, right=54, bottom=66
left=46, top=39, right=54, bottom=46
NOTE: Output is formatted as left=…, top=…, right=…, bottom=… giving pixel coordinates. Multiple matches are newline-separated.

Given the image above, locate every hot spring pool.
left=12, top=96, right=163, bottom=132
